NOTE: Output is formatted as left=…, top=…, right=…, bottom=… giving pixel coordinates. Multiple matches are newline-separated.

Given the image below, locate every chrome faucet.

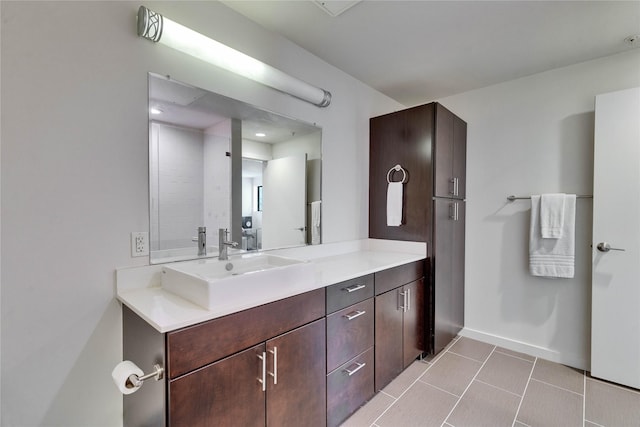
left=197, top=227, right=207, bottom=256
left=218, top=228, right=238, bottom=261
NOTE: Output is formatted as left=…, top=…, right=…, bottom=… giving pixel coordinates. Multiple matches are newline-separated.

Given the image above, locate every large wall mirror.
left=148, top=73, right=322, bottom=263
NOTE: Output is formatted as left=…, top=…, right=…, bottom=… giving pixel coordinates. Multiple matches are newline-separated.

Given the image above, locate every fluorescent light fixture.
left=137, top=6, right=331, bottom=108
left=150, top=107, right=163, bottom=115
left=255, top=132, right=266, bottom=137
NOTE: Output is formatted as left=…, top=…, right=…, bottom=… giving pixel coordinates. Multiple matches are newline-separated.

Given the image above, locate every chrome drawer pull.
left=257, top=351, right=267, bottom=392
left=343, top=284, right=366, bottom=293
left=268, top=346, right=278, bottom=385
left=343, top=362, right=366, bottom=376
left=343, top=310, right=366, bottom=321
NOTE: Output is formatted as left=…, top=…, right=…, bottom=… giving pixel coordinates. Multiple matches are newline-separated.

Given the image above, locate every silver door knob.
left=596, top=242, right=625, bottom=252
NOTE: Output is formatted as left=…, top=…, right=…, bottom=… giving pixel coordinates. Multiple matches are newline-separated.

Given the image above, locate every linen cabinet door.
left=168, top=343, right=266, bottom=427
left=266, top=319, right=326, bottom=427
left=434, top=103, right=454, bottom=198
left=374, top=289, right=404, bottom=390
left=402, top=279, right=425, bottom=368
left=432, top=198, right=455, bottom=354
left=452, top=114, right=467, bottom=199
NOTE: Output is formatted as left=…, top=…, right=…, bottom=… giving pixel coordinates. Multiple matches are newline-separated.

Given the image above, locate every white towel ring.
left=387, top=164, right=408, bottom=184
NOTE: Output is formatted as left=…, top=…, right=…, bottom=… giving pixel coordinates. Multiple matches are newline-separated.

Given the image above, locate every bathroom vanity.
left=117, top=240, right=426, bottom=427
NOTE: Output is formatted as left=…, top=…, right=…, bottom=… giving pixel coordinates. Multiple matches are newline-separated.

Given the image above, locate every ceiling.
left=222, top=0, right=640, bottom=106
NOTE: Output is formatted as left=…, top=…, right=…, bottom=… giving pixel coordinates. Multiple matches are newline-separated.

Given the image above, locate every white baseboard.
left=459, top=327, right=589, bottom=371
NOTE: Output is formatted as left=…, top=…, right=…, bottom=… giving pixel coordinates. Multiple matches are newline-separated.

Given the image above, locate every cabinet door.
left=451, top=201, right=465, bottom=335
left=266, top=319, right=326, bottom=427
left=434, top=104, right=454, bottom=198
left=168, top=344, right=266, bottom=427
left=402, top=279, right=425, bottom=368
left=432, top=199, right=455, bottom=354
left=375, top=288, right=404, bottom=390
left=452, top=115, right=467, bottom=199
left=434, top=104, right=466, bottom=200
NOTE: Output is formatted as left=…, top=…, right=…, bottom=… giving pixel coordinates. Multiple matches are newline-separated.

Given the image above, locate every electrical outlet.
left=131, top=232, right=149, bottom=257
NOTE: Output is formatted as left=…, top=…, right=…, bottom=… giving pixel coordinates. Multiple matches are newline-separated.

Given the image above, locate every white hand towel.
left=540, top=193, right=566, bottom=238
left=386, top=182, right=403, bottom=226
left=529, top=194, right=576, bottom=278
left=310, top=201, right=321, bottom=245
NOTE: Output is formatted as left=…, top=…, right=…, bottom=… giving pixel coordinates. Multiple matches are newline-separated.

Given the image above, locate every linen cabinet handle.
left=268, top=346, right=278, bottom=385
left=343, top=284, right=366, bottom=293
left=257, top=352, right=267, bottom=392
left=343, top=362, right=366, bottom=376
left=343, top=310, right=366, bottom=321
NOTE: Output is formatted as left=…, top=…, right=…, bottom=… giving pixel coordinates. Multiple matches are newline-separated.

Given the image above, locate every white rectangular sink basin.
left=160, top=253, right=315, bottom=311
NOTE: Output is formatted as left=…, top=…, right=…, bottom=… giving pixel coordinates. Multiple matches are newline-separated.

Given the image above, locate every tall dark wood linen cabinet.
left=370, top=102, right=466, bottom=356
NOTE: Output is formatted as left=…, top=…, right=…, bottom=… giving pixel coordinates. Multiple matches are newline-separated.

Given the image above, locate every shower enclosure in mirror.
left=148, top=73, right=322, bottom=263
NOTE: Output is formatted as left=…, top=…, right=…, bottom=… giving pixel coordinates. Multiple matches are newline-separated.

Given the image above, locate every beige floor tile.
left=340, top=391, right=395, bottom=427
left=585, top=377, right=640, bottom=427
left=531, top=358, right=584, bottom=394
left=584, top=422, right=600, bottom=427
left=495, top=346, right=536, bottom=362
left=446, top=380, right=521, bottom=427
left=376, top=382, right=458, bottom=427
left=419, top=352, right=482, bottom=396
left=449, top=336, right=495, bottom=362
left=517, top=379, right=583, bottom=427
left=514, top=422, right=529, bottom=427
left=382, top=360, right=430, bottom=398
left=476, top=351, right=533, bottom=396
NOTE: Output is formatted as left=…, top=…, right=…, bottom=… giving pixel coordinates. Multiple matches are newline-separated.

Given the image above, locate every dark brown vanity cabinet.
left=374, top=261, right=425, bottom=390
left=325, top=275, right=375, bottom=427
left=123, top=289, right=326, bottom=427
left=370, top=102, right=466, bottom=356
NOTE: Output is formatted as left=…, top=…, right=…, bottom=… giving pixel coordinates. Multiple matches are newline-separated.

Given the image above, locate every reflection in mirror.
left=148, top=73, right=322, bottom=263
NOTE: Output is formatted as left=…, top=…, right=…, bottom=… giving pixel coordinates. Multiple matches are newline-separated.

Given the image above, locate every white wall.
left=0, top=1, right=401, bottom=425
left=438, top=49, right=640, bottom=369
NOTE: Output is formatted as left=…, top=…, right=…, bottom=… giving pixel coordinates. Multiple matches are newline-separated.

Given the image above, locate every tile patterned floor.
left=341, top=336, right=640, bottom=427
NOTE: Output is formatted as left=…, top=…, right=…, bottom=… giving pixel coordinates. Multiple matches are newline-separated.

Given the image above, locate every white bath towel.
left=529, top=194, right=576, bottom=278
left=540, top=193, right=566, bottom=238
left=311, top=201, right=321, bottom=245
left=387, top=182, right=403, bottom=226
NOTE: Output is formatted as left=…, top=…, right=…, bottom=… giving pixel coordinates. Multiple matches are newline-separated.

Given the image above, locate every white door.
left=261, top=154, right=307, bottom=250
left=591, top=87, right=640, bottom=389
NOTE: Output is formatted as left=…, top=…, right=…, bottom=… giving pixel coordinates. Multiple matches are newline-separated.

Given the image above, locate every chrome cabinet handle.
left=268, top=347, right=278, bottom=385
left=597, top=242, right=625, bottom=252
left=257, top=351, right=266, bottom=392
left=343, top=310, right=366, bottom=321
left=453, top=177, right=459, bottom=196
left=343, top=284, right=366, bottom=293
left=406, top=288, right=411, bottom=312
left=399, top=290, right=408, bottom=313
left=343, top=362, right=366, bottom=376
left=455, top=202, right=459, bottom=221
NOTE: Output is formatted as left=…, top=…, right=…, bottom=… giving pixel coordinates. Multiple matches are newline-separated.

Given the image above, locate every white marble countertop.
left=116, top=239, right=426, bottom=333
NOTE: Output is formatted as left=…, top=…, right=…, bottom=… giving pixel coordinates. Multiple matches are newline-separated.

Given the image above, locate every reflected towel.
left=311, top=200, right=321, bottom=245
left=529, top=194, right=576, bottom=278
left=541, top=193, right=566, bottom=238
left=387, top=182, right=403, bottom=226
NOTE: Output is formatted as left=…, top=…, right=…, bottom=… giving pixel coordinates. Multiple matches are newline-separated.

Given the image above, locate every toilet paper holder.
left=127, top=364, right=164, bottom=388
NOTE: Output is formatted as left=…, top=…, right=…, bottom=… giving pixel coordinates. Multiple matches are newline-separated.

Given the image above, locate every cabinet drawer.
left=326, top=299, right=374, bottom=372
left=326, top=274, right=374, bottom=314
left=167, top=288, right=325, bottom=379
left=327, top=348, right=375, bottom=427
left=375, top=260, right=424, bottom=295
